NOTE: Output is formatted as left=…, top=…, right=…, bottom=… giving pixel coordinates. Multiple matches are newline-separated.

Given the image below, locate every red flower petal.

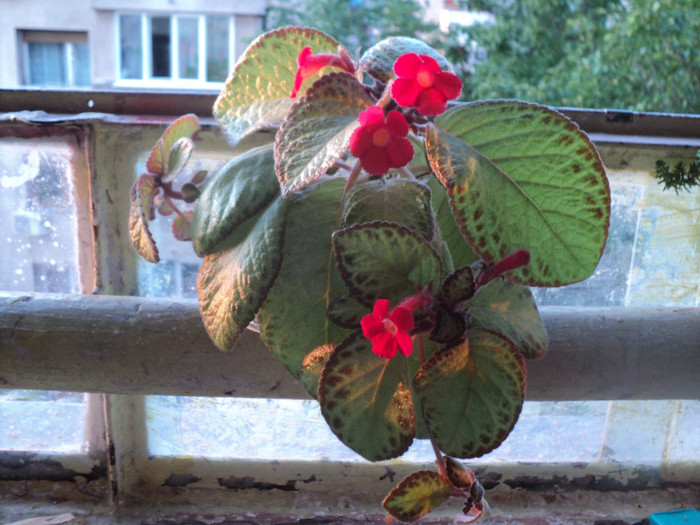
left=415, top=89, right=448, bottom=116
left=297, top=46, right=312, bottom=66
left=373, top=298, right=391, bottom=318
left=360, top=145, right=392, bottom=176
left=435, top=71, right=463, bottom=100
left=358, top=106, right=385, bottom=127
left=361, top=312, right=385, bottom=340
left=418, top=54, right=441, bottom=73
left=390, top=305, right=414, bottom=333
left=395, top=332, right=413, bottom=357
left=392, top=77, right=422, bottom=107
left=372, top=332, right=398, bottom=359
left=386, top=137, right=414, bottom=169
left=349, top=125, right=373, bottom=157
left=385, top=110, right=410, bottom=137
left=393, top=53, right=423, bottom=77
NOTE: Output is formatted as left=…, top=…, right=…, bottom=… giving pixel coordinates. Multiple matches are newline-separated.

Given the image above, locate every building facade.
left=0, top=0, right=266, bottom=90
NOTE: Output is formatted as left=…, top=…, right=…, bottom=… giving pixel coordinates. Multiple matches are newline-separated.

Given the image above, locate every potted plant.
left=129, top=27, right=610, bottom=523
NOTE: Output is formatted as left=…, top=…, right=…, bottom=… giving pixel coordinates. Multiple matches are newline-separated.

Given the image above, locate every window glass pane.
left=178, top=17, right=199, bottom=80
left=27, top=43, right=67, bottom=86
left=151, top=16, right=171, bottom=78
left=71, top=42, right=91, bottom=86
left=206, top=16, right=229, bottom=82
left=0, top=138, right=86, bottom=453
left=119, top=14, right=143, bottom=79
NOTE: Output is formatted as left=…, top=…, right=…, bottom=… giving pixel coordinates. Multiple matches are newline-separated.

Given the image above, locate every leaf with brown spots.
left=319, top=332, right=416, bottom=461
left=413, top=328, right=525, bottom=458
left=465, top=277, right=548, bottom=359
left=426, top=100, right=610, bottom=287
left=382, top=470, right=452, bottom=523
left=128, top=174, right=159, bottom=263
left=197, top=196, right=288, bottom=351
left=214, top=27, right=346, bottom=146
left=333, top=221, right=444, bottom=307
left=275, top=73, right=374, bottom=195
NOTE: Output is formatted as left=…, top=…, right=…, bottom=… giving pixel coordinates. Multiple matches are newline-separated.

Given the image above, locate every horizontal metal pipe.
left=1, top=293, right=698, bottom=400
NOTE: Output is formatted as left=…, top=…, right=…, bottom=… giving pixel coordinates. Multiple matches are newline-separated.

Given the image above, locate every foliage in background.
left=458, top=0, right=699, bottom=113
left=654, top=150, right=700, bottom=194
left=268, top=0, right=699, bottom=113
left=265, top=0, right=439, bottom=51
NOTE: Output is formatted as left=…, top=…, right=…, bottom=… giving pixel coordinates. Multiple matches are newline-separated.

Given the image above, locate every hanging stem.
left=162, top=193, right=191, bottom=224
left=343, top=160, right=364, bottom=194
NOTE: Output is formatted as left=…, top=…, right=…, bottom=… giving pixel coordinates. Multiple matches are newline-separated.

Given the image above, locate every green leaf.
left=197, top=196, right=288, bottom=351
left=164, top=137, right=194, bottom=181
left=300, top=344, right=335, bottom=399
left=258, top=179, right=351, bottom=378
left=326, top=294, right=366, bottom=329
left=382, top=470, right=452, bottom=523
left=319, top=332, right=415, bottom=461
left=213, top=27, right=344, bottom=146
left=128, top=174, right=159, bottom=263
left=275, top=72, right=374, bottom=195
left=429, top=305, right=467, bottom=345
left=146, top=114, right=200, bottom=176
left=192, top=145, right=280, bottom=257
left=341, top=177, right=434, bottom=241
left=361, top=37, right=453, bottom=84
left=437, top=266, right=475, bottom=308
left=465, top=277, right=548, bottom=359
left=413, top=328, right=525, bottom=458
left=426, top=101, right=610, bottom=287
left=333, top=221, right=444, bottom=307
left=444, top=456, right=473, bottom=489
left=426, top=176, right=478, bottom=269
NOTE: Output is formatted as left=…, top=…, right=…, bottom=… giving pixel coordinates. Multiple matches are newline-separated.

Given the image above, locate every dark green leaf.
left=341, top=177, right=434, bottom=241
left=426, top=101, right=610, bottom=287
left=326, top=294, right=366, bottom=329
left=333, top=221, right=444, bottom=307
left=361, top=36, right=453, bottom=83
left=466, top=277, right=548, bottom=359
left=382, top=470, right=452, bottom=523
left=197, top=196, right=288, bottom=351
left=258, top=179, right=351, bottom=378
left=319, top=332, right=415, bottom=461
left=192, top=144, right=280, bottom=257
left=413, top=328, right=525, bottom=458
left=437, top=265, right=475, bottom=308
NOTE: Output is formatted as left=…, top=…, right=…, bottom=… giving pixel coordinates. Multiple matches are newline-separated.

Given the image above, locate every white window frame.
left=20, top=31, right=90, bottom=88
left=0, top=91, right=699, bottom=521
left=114, top=13, right=235, bottom=90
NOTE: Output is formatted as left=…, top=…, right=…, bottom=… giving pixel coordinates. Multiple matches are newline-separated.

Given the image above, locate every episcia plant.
left=129, top=27, right=610, bottom=523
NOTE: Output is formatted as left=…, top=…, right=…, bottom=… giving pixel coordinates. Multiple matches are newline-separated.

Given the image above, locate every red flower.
left=361, top=299, right=414, bottom=359
left=290, top=46, right=355, bottom=98
left=391, top=53, right=463, bottom=116
left=349, top=106, right=414, bottom=176
left=475, top=249, right=531, bottom=287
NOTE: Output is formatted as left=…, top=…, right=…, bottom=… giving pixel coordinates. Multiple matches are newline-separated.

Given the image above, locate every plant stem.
left=343, top=160, right=364, bottom=194
left=162, top=193, right=191, bottom=224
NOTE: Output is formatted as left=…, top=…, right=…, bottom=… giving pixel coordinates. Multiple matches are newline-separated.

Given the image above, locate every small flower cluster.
left=291, top=48, right=463, bottom=178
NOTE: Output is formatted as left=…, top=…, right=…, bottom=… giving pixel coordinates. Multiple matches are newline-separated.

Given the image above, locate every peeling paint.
left=217, top=475, right=298, bottom=492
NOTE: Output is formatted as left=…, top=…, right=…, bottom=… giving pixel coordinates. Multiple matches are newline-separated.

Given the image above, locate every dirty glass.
left=206, top=16, right=229, bottom=82
left=140, top=146, right=699, bottom=473
left=119, top=14, right=143, bottom=80
left=178, top=17, right=199, bottom=80
left=0, top=138, right=86, bottom=453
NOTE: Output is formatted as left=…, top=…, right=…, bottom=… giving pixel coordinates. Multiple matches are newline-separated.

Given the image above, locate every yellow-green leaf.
left=382, top=470, right=452, bottom=523
left=146, top=114, right=200, bottom=176
left=128, top=174, right=159, bottom=263
left=426, top=101, right=610, bottom=287
left=213, top=27, right=344, bottom=146
left=413, top=328, right=525, bottom=458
